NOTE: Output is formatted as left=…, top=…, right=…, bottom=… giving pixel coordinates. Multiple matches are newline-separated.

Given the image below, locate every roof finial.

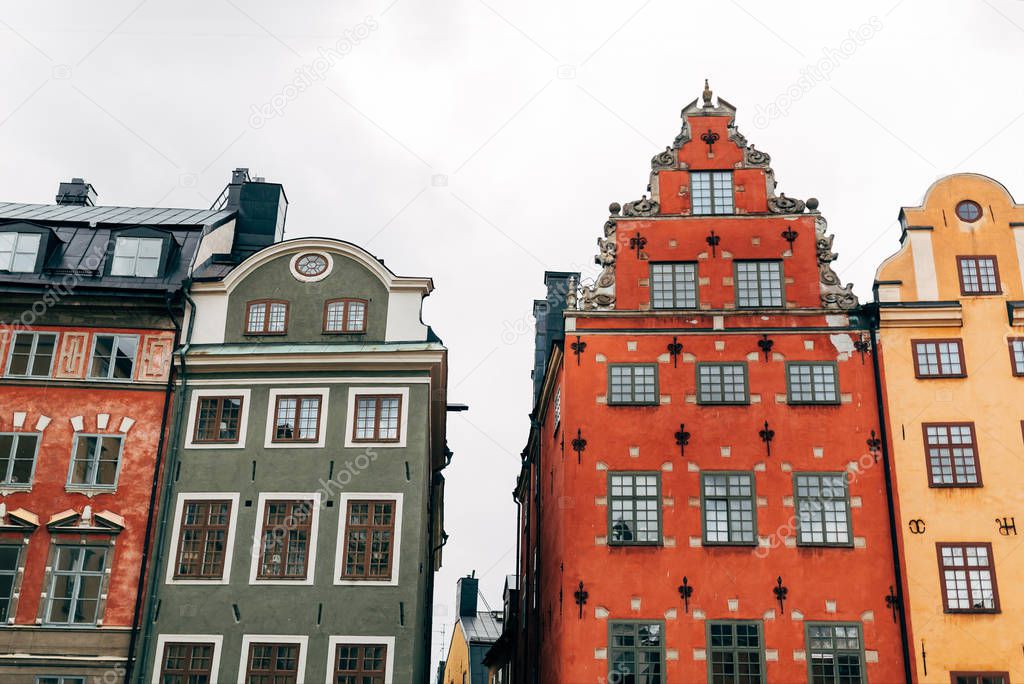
left=702, top=79, right=713, bottom=107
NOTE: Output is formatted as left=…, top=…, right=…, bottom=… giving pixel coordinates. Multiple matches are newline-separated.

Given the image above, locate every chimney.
left=456, top=574, right=479, bottom=618
left=56, top=178, right=97, bottom=206
left=532, top=271, right=579, bottom=406
left=219, top=168, right=289, bottom=260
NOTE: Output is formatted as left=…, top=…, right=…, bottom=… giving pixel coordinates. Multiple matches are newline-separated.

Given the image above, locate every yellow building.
left=440, top=575, right=503, bottom=684
left=874, top=174, right=1024, bottom=683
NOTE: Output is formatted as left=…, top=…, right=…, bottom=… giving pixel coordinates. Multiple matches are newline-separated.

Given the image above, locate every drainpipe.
left=132, top=285, right=198, bottom=682
left=866, top=306, right=913, bottom=684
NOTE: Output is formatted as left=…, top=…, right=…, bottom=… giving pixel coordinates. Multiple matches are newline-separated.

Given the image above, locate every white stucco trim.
left=165, top=493, right=241, bottom=586
left=334, top=492, right=404, bottom=587
left=343, top=386, right=410, bottom=449
left=1013, top=227, right=1024, bottom=295
left=384, top=290, right=429, bottom=342
left=248, top=492, right=323, bottom=586
left=183, top=388, right=251, bottom=449
left=263, top=387, right=330, bottom=449
left=907, top=230, right=938, bottom=300
left=325, top=635, right=395, bottom=684
left=288, top=251, right=334, bottom=283
left=151, top=634, right=223, bottom=684
left=237, top=634, right=309, bottom=684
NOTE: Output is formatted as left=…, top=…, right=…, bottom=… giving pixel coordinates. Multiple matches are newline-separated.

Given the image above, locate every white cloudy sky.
left=3, top=0, right=1024, bottom=671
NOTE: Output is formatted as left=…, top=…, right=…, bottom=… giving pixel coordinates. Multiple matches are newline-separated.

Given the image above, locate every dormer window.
left=690, top=171, right=734, bottom=215
left=0, top=232, right=41, bottom=272
left=111, top=236, right=163, bottom=277
left=246, top=300, right=288, bottom=335
left=324, top=299, right=367, bottom=333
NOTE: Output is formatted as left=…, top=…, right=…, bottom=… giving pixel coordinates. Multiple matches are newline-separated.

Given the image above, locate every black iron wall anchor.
left=853, top=335, right=871, bottom=364
left=667, top=337, right=683, bottom=368
left=920, top=640, right=927, bottom=676
left=700, top=128, right=720, bottom=154
left=885, top=585, right=900, bottom=623
left=866, top=430, right=882, bottom=462
left=996, top=516, right=1017, bottom=536
left=571, top=428, right=587, bottom=464
left=678, top=576, right=694, bottom=613
left=674, top=423, right=690, bottom=457
left=573, top=581, right=588, bottom=619
left=757, top=334, right=774, bottom=361
left=759, top=421, right=775, bottom=457
left=706, top=230, right=720, bottom=257
left=780, top=226, right=798, bottom=252
left=773, top=576, right=788, bottom=614
left=907, top=519, right=926, bottom=535
left=629, top=232, right=648, bottom=258
left=571, top=335, right=586, bottom=365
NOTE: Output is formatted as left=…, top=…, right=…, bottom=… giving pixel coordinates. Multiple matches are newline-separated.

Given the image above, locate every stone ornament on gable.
left=622, top=196, right=659, bottom=217
left=816, top=215, right=859, bottom=310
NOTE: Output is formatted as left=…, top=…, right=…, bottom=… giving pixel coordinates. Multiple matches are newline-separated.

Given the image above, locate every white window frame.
left=248, top=492, right=322, bottom=586
left=110, top=236, right=163, bottom=277
left=4, top=331, right=58, bottom=378
left=86, top=334, right=139, bottom=382
left=165, top=492, right=241, bottom=585
left=344, top=387, right=410, bottom=448
left=0, top=232, right=41, bottom=272
left=334, top=492, right=403, bottom=587
left=325, top=635, right=395, bottom=684
left=66, top=433, right=124, bottom=490
left=184, top=389, right=252, bottom=449
left=264, top=388, right=330, bottom=449
left=0, top=432, right=40, bottom=489
left=238, top=634, right=308, bottom=684
left=43, top=544, right=109, bottom=626
left=151, top=634, right=223, bottom=684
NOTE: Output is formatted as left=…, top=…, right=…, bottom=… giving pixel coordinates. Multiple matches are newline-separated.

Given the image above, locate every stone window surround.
left=327, top=635, right=396, bottom=684
left=165, top=492, right=241, bottom=586
left=150, top=634, right=223, bottom=684
left=334, top=492, right=404, bottom=588
left=184, top=389, right=252, bottom=450
left=248, top=492, right=322, bottom=587
left=237, top=634, right=309, bottom=683
left=263, top=388, right=330, bottom=449
left=343, top=387, right=410, bottom=449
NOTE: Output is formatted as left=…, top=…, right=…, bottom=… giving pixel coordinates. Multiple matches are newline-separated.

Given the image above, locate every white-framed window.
left=690, top=171, right=734, bottom=215
left=110, top=236, right=162, bottom=277
left=67, top=434, right=123, bottom=489
left=44, top=545, right=109, bottom=625
left=0, top=432, right=40, bottom=488
left=334, top=492, right=403, bottom=587
left=344, top=387, right=410, bottom=448
left=264, top=388, right=330, bottom=449
left=184, top=389, right=252, bottom=450
left=87, top=334, right=138, bottom=381
left=165, top=493, right=240, bottom=585
left=238, top=635, right=308, bottom=684
left=327, top=636, right=396, bottom=684
left=151, top=634, right=223, bottom=684
left=5, top=331, right=58, bottom=378
left=248, top=492, right=322, bottom=586
left=0, top=232, right=41, bottom=272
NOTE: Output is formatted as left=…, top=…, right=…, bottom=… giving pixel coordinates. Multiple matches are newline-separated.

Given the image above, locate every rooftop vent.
left=56, top=178, right=97, bottom=206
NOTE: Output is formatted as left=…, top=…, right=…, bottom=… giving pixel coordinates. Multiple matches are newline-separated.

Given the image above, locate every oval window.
left=955, top=200, right=982, bottom=223
left=295, top=253, right=328, bottom=277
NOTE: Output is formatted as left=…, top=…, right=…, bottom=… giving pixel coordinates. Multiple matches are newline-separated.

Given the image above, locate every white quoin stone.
left=626, top=341, right=638, bottom=351
left=825, top=600, right=837, bottom=613
left=629, top=446, right=640, bottom=457
left=12, top=413, right=26, bottom=429
left=96, top=413, right=110, bottom=429
left=594, top=648, right=607, bottom=660
left=714, top=340, right=726, bottom=351
left=693, top=648, right=706, bottom=661
left=70, top=416, right=84, bottom=431
left=35, top=415, right=51, bottom=431
left=727, top=599, right=739, bottom=612
left=595, top=606, right=609, bottom=619
left=118, top=417, right=135, bottom=433
left=630, top=597, right=641, bottom=611
left=665, top=649, right=679, bottom=661
left=664, top=608, right=677, bottom=620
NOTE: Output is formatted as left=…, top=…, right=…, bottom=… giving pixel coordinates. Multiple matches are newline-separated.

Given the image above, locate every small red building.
left=512, top=86, right=910, bottom=683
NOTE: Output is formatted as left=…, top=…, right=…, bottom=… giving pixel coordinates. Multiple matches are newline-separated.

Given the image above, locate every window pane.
left=247, top=303, right=266, bottom=333
left=347, top=301, right=366, bottom=331
left=325, top=302, right=345, bottom=332
left=89, top=336, right=114, bottom=378
left=10, top=233, right=40, bottom=272
left=268, top=303, right=287, bottom=332
left=30, top=333, right=56, bottom=376
left=111, top=336, right=137, bottom=379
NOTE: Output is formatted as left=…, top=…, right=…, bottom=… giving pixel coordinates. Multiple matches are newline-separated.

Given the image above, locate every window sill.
left=608, top=542, right=662, bottom=548
left=607, top=402, right=659, bottom=407
left=702, top=541, right=758, bottom=547
left=0, top=484, right=32, bottom=494
left=787, top=401, right=842, bottom=406
left=795, top=542, right=855, bottom=549
left=943, top=608, right=1000, bottom=615
left=65, top=485, right=118, bottom=496
left=915, top=375, right=968, bottom=380
left=928, top=482, right=983, bottom=489
left=696, top=401, right=750, bottom=406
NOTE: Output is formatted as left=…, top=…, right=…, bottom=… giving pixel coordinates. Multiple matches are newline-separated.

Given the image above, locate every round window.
left=955, top=200, right=982, bottom=223
left=295, top=253, right=328, bottom=277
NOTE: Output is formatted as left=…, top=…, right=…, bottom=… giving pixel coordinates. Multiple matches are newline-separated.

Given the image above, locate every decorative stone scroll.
left=581, top=220, right=617, bottom=310
left=816, top=215, right=859, bottom=310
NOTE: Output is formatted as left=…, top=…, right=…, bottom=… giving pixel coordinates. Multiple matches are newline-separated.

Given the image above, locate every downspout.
left=123, top=294, right=181, bottom=683
left=132, top=285, right=198, bottom=682
left=867, top=305, right=913, bottom=684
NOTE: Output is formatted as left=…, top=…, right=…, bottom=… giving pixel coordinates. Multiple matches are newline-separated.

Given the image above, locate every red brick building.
left=510, top=86, right=910, bottom=683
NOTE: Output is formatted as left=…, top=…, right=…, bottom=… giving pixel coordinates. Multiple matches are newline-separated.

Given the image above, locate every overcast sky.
left=3, top=0, right=1024, bottom=672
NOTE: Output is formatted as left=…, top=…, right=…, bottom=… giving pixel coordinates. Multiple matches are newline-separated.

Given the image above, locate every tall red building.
left=511, top=86, right=910, bottom=683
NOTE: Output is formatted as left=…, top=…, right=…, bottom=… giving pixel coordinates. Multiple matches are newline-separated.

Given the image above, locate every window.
left=957, top=256, right=1000, bottom=295
left=787, top=362, right=839, bottom=404
left=955, top=200, right=982, bottom=222
left=353, top=395, right=401, bottom=442
left=5, top=331, right=57, bottom=377
left=794, top=474, right=851, bottom=546
left=45, top=546, right=108, bottom=625
left=924, top=423, right=980, bottom=487
left=0, top=545, right=20, bottom=621
left=257, top=500, right=314, bottom=580
left=193, top=396, right=243, bottom=443
left=246, top=300, right=289, bottom=335
left=35, top=678, right=86, bottom=684
left=691, top=171, right=734, bottom=215
left=341, top=500, right=396, bottom=581
left=951, top=673, right=1009, bottom=684
left=295, top=253, right=328, bottom=277
left=938, top=543, right=998, bottom=612
left=914, top=340, right=966, bottom=378
left=1009, top=338, right=1024, bottom=376
left=697, top=363, right=748, bottom=405
left=110, top=236, right=162, bottom=277
left=552, top=387, right=561, bottom=430
left=650, top=262, right=698, bottom=309
left=707, top=621, right=764, bottom=684
left=702, top=473, right=756, bottom=545
left=159, top=642, right=215, bottom=683
left=608, top=473, right=661, bottom=545
left=806, top=623, right=864, bottom=684
left=174, top=500, right=232, bottom=579
left=609, top=621, right=664, bottom=684
left=245, top=642, right=300, bottom=683
left=272, top=396, right=321, bottom=442
left=67, top=435, right=122, bottom=488
left=87, top=334, right=137, bottom=381
left=608, top=365, right=657, bottom=405
left=334, top=643, right=387, bottom=683
left=735, top=261, right=783, bottom=308
left=0, top=433, right=38, bottom=487
left=0, top=232, right=41, bottom=272
left=324, top=299, right=367, bottom=333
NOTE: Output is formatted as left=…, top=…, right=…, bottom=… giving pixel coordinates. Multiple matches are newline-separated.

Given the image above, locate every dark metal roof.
left=461, top=611, right=503, bottom=644
left=0, top=202, right=234, bottom=227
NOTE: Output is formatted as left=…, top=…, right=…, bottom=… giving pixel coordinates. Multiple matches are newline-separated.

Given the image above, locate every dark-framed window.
left=609, top=621, right=664, bottom=684
left=257, top=500, right=314, bottom=580
left=914, top=339, right=966, bottom=378
left=5, top=331, right=57, bottom=377
left=67, top=434, right=122, bottom=488
left=0, top=432, right=39, bottom=487
left=341, top=500, right=396, bottom=580
left=174, top=499, right=232, bottom=579
left=806, top=623, right=865, bottom=684
left=245, top=642, right=299, bottom=683
left=951, top=672, right=1010, bottom=684
left=272, top=395, right=321, bottom=442
left=35, top=678, right=86, bottom=684
left=955, top=200, right=982, bottom=223
left=924, top=423, right=980, bottom=487
left=87, top=334, right=138, bottom=381
left=608, top=472, right=661, bottom=545
left=707, top=620, right=764, bottom=684
left=245, top=300, right=289, bottom=335
left=938, top=542, right=998, bottom=612
left=702, top=472, right=756, bottom=545
left=697, top=363, right=748, bottom=405
left=735, top=261, right=783, bottom=308
left=957, top=256, right=1000, bottom=295
left=691, top=171, right=734, bottom=215
left=44, top=545, right=108, bottom=625
left=324, top=298, right=368, bottom=333
left=159, top=641, right=215, bottom=683
left=0, top=544, right=21, bottom=622
left=1008, top=338, right=1024, bottom=376
left=353, top=395, right=401, bottom=442
left=193, top=396, right=243, bottom=443
left=334, top=643, right=388, bottom=682
left=0, top=231, right=42, bottom=272
left=794, top=473, right=851, bottom=546
left=110, top=236, right=163, bottom=277
left=650, top=262, right=698, bottom=309
left=787, top=362, right=839, bottom=404
left=608, top=364, right=657, bottom=405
